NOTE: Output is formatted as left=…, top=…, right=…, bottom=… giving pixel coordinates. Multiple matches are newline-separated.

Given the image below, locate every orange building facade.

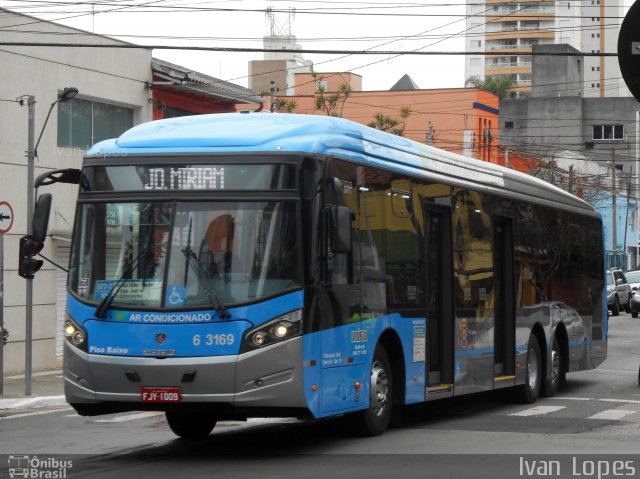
left=277, top=73, right=500, bottom=161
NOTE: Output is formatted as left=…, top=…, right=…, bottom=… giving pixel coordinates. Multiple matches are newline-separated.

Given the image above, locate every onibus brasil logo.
left=8, top=455, right=73, bottom=478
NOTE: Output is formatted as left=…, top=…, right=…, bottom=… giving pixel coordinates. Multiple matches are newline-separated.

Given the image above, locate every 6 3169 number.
left=192, top=333, right=235, bottom=347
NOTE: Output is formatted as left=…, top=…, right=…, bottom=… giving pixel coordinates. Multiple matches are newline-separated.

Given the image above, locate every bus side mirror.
left=32, top=193, right=52, bottom=243
left=330, top=206, right=352, bottom=254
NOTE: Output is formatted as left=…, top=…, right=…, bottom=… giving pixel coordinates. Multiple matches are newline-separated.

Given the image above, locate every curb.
left=0, top=395, right=67, bottom=410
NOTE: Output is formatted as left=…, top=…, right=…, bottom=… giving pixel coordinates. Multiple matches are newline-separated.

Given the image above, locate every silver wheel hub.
left=550, top=349, right=560, bottom=386
left=528, top=348, right=539, bottom=389
left=370, top=360, right=389, bottom=417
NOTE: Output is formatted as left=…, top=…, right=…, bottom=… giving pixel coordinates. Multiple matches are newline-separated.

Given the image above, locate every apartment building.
left=465, top=0, right=628, bottom=97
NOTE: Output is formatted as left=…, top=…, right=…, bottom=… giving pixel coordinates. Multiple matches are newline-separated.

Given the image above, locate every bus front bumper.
left=63, top=337, right=308, bottom=416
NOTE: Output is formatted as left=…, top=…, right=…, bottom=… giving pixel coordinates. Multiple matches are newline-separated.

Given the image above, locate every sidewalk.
left=0, top=369, right=66, bottom=409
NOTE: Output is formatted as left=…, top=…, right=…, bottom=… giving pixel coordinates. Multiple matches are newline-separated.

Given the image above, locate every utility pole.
left=569, top=165, right=575, bottom=194
left=611, top=145, right=617, bottom=251
left=624, top=168, right=632, bottom=271
left=270, top=81, right=276, bottom=113
left=636, top=111, right=639, bottom=269
left=25, top=96, right=35, bottom=396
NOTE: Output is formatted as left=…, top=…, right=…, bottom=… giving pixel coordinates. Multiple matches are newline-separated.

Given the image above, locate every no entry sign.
left=0, top=201, right=15, bottom=234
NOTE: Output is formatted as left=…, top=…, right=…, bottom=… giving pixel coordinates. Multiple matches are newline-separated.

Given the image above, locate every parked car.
left=624, top=269, right=640, bottom=318
left=606, top=268, right=632, bottom=316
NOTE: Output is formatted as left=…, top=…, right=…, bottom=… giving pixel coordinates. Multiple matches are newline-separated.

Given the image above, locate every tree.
left=277, top=98, right=298, bottom=113
left=367, top=106, right=412, bottom=137
left=313, top=73, right=351, bottom=117
left=465, top=75, right=515, bottom=100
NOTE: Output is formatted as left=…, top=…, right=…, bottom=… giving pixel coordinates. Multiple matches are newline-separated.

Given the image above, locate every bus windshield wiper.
left=181, top=218, right=230, bottom=319
left=95, top=245, right=149, bottom=319
left=181, top=246, right=230, bottom=319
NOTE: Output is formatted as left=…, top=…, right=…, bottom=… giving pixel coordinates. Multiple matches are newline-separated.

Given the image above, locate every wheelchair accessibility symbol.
left=166, top=285, right=186, bottom=306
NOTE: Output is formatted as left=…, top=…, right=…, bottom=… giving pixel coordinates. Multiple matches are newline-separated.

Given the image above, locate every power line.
left=0, top=3, right=629, bottom=19
left=0, top=41, right=620, bottom=56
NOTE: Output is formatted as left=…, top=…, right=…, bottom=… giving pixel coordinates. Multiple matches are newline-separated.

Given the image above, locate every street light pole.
left=25, top=95, right=35, bottom=396
left=23, top=87, right=78, bottom=396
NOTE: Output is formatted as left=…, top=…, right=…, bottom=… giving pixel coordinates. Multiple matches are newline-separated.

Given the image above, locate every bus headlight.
left=242, top=310, right=302, bottom=353
left=64, top=315, right=88, bottom=352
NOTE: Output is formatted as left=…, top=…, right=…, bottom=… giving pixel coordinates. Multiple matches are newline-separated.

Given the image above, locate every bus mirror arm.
left=35, top=168, right=83, bottom=188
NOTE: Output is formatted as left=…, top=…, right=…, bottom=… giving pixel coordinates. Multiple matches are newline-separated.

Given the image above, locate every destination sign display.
left=144, top=166, right=224, bottom=191
left=82, top=163, right=296, bottom=192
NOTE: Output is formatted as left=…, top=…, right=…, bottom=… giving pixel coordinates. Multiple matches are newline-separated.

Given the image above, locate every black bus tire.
left=165, top=410, right=217, bottom=439
left=542, top=337, right=565, bottom=397
left=515, top=335, right=542, bottom=404
left=353, top=346, right=393, bottom=436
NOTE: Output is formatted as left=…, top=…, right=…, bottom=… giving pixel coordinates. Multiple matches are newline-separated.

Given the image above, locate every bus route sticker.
left=413, top=320, right=426, bottom=363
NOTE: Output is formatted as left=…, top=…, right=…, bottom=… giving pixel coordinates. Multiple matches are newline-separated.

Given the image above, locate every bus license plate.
left=141, top=387, right=181, bottom=403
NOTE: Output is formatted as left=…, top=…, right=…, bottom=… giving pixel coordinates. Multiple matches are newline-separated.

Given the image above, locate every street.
left=1, top=312, right=639, bottom=479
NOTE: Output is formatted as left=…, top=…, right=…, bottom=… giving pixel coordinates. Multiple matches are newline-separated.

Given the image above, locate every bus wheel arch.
left=378, top=329, right=406, bottom=414
left=353, top=330, right=405, bottom=436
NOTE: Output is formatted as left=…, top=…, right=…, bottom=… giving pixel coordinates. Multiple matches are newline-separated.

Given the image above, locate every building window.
left=58, top=98, right=133, bottom=149
left=473, top=40, right=482, bottom=48
left=505, top=121, right=514, bottom=129
left=316, top=79, right=328, bottom=91
left=593, top=124, right=624, bottom=141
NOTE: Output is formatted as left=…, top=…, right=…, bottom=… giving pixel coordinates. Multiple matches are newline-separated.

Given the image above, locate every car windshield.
left=606, top=274, right=614, bottom=286
left=68, top=201, right=301, bottom=308
left=625, top=270, right=640, bottom=283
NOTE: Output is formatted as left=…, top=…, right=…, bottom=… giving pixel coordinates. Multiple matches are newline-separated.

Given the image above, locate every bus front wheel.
left=165, top=410, right=217, bottom=439
left=354, top=346, right=393, bottom=436
left=515, top=335, right=542, bottom=404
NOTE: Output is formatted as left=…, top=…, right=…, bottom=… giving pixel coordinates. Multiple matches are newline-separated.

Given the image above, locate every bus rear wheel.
left=165, top=410, right=217, bottom=439
left=515, top=335, right=542, bottom=404
left=542, top=337, right=565, bottom=397
left=353, top=346, right=393, bottom=436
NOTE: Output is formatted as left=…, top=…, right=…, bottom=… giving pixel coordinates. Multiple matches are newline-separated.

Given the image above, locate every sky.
left=0, top=0, right=479, bottom=91
left=0, top=0, right=634, bottom=92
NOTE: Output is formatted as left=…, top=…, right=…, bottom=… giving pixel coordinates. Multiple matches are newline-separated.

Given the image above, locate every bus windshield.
left=68, top=201, right=301, bottom=309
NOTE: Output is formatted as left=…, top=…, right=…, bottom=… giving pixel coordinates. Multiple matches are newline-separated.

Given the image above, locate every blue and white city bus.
left=34, top=112, right=606, bottom=438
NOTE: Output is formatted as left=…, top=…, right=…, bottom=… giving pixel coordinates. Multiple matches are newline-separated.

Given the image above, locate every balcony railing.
left=487, top=61, right=533, bottom=68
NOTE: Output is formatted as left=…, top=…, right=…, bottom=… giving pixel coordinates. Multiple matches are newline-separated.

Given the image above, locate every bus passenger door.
left=424, top=204, right=455, bottom=396
left=493, top=217, right=516, bottom=385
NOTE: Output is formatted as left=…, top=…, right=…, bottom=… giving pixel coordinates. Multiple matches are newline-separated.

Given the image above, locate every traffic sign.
left=618, top=0, right=640, bottom=102
left=0, top=201, right=14, bottom=234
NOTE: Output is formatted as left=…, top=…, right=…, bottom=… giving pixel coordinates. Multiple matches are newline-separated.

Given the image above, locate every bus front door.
left=424, top=204, right=455, bottom=398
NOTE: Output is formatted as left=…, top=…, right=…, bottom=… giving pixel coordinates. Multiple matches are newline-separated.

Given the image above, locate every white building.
left=0, top=8, right=153, bottom=374
left=0, top=9, right=262, bottom=375
left=465, top=0, right=629, bottom=97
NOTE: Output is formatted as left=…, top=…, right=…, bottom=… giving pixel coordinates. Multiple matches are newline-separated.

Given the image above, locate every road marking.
left=510, top=405, right=566, bottom=417
left=588, top=409, right=637, bottom=420
left=554, top=397, right=640, bottom=405
left=599, top=399, right=640, bottom=405
left=93, top=412, right=163, bottom=423
left=0, top=407, right=73, bottom=421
